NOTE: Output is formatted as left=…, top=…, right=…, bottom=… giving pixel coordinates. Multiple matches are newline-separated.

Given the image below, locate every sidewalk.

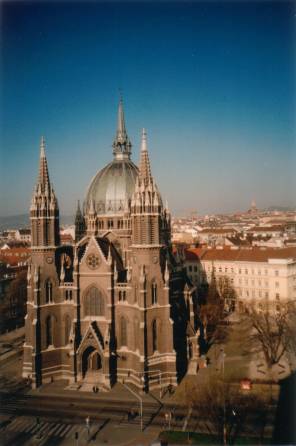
left=29, top=379, right=174, bottom=406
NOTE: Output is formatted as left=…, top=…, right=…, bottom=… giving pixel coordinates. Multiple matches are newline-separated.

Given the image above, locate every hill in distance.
left=0, top=214, right=74, bottom=231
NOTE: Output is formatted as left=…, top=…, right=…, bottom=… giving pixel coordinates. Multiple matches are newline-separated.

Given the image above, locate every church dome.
left=84, top=98, right=138, bottom=215
left=85, top=158, right=138, bottom=215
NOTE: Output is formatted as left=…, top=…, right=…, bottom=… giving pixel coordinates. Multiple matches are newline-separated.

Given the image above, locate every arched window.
left=120, top=316, right=128, bottom=346
left=46, top=315, right=53, bottom=347
left=119, top=290, right=126, bottom=302
left=64, top=315, right=71, bottom=345
left=152, top=319, right=157, bottom=352
left=84, top=287, right=104, bottom=316
left=45, top=280, right=53, bottom=303
left=65, top=290, right=72, bottom=301
left=151, top=282, right=157, bottom=305
left=134, top=318, right=139, bottom=351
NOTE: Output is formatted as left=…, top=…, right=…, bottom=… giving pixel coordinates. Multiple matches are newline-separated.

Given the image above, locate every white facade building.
left=183, top=247, right=296, bottom=312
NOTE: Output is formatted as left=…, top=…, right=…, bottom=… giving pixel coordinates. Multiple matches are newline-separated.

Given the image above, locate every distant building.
left=0, top=246, right=31, bottom=267
left=15, top=229, right=31, bottom=243
left=197, top=227, right=238, bottom=245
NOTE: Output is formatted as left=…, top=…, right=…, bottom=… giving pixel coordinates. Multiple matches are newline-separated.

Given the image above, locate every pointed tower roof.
left=38, top=136, right=51, bottom=187
left=76, top=200, right=82, bottom=216
left=75, top=200, right=83, bottom=222
left=139, top=128, right=152, bottom=184
left=112, top=97, right=132, bottom=159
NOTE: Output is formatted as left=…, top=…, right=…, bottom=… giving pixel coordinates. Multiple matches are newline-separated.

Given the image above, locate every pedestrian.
left=86, top=415, right=90, bottom=439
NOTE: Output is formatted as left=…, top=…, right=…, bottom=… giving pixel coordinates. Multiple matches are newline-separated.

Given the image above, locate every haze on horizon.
left=0, top=1, right=295, bottom=218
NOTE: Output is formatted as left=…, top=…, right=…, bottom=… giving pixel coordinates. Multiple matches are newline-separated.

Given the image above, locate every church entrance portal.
left=82, top=346, right=102, bottom=378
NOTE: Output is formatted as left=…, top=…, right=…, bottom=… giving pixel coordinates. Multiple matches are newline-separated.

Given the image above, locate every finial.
left=40, top=136, right=46, bottom=158
left=60, top=259, right=65, bottom=283
left=127, top=261, right=132, bottom=282
left=107, top=244, right=112, bottom=266
left=34, top=265, right=39, bottom=284
left=139, top=264, right=146, bottom=286
left=89, top=199, right=96, bottom=215
left=74, top=249, right=79, bottom=267
left=164, top=259, right=169, bottom=286
left=113, top=262, right=118, bottom=282
left=27, top=264, right=31, bottom=283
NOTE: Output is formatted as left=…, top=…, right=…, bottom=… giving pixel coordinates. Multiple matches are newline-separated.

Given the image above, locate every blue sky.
left=1, top=1, right=295, bottom=217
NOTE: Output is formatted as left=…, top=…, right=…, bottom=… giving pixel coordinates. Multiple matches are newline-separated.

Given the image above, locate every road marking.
left=46, top=422, right=62, bottom=436
left=39, top=422, right=52, bottom=436
left=8, top=418, right=22, bottom=430
left=54, top=423, right=67, bottom=436
left=64, top=424, right=77, bottom=438
left=60, top=424, right=73, bottom=437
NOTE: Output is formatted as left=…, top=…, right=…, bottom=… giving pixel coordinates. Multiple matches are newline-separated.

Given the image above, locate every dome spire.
left=113, top=96, right=132, bottom=160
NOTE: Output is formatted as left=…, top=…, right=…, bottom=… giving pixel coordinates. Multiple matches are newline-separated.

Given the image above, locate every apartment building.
left=183, top=247, right=296, bottom=311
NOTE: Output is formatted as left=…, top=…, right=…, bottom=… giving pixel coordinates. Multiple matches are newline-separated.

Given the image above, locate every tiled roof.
left=247, top=225, right=284, bottom=232
left=197, top=247, right=296, bottom=263
left=19, top=229, right=31, bottom=235
left=0, top=247, right=31, bottom=266
left=199, top=228, right=237, bottom=234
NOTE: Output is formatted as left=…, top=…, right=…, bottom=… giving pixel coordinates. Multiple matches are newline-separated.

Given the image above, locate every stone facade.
left=23, top=100, right=198, bottom=391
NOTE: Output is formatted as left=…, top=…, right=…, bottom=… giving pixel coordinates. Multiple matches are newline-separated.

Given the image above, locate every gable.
left=80, top=236, right=110, bottom=274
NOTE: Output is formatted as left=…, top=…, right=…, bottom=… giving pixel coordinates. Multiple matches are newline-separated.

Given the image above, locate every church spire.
left=139, top=128, right=152, bottom=185
left=75, top=200, right=86, bottom=243
left=38, top=136, right=50, bottom=187
left=31, top=137, right=60, bottom=247
left=112, top=97, right=132, bottom=159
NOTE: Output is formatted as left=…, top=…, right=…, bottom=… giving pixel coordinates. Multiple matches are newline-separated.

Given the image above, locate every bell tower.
left=128, top=129, right=177, bottom=390
left=23, top=137, right=61, bottom=387
left=30, top=136, right=60, bottom=248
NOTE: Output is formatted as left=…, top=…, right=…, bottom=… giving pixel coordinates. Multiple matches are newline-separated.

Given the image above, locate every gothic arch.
left=83, top=284, right=105, bottom=317
left=45, top=279, right=53, bottom=303
left=45, top=314, right=54, bottom=348
left=151, top=279, right=158, bottom=305
left=119, top=316, right=128, bottom=347
left=151, top=318, right=161, bottom=353
left=133, top=317, right=140, bottom=351
left=64, top=314, right=71, bottom=345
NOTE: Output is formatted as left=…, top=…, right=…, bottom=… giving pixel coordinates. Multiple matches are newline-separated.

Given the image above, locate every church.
left=23, top=100, right=198, bottom=391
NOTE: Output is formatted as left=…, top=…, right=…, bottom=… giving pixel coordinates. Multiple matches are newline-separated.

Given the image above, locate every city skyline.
left=1, top=1, right=295, bottom=217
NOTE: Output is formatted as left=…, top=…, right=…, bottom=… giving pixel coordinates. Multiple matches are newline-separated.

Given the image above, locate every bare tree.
left=246, top=306, right=291, bottom=375
left=185, top=378, right=265, bottom=443
left=217, top=275, right=237, bottom=313
left=199, top=273, right=234, bottom=347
